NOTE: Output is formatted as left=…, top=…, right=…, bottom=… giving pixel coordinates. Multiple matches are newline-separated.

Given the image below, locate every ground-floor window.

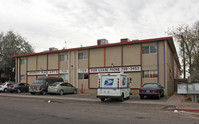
left=78, top=73, right=88, bottom=79
left=21, top=75, right=26, bottom=80
left=142, top=70, right=158, bottom=78
left=60, top=73, right=69, bottom=80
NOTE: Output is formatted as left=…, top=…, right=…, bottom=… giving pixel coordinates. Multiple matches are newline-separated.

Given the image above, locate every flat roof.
left=13, top=36, right=181, bottom=68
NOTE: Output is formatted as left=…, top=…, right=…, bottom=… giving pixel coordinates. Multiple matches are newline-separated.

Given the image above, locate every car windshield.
left=1, top=83, right=5, bottom=85
left=143, top=84, right=158, bottom=88
left=50, top=82, right=60, bottom=86
left=13, top=84, right=19, bottom=87
left=33, top=79, right=45, bottom=84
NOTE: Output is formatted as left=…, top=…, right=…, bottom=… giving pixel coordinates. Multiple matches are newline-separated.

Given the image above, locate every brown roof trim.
left=13, top=36, right=173, bottom=57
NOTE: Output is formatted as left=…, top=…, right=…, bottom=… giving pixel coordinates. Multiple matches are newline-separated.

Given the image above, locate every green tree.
left=0, top=31, right=34, bottom=81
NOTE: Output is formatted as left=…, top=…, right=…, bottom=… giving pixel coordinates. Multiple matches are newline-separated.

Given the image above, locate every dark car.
left=8, top=83, right=29, bottom=93
left=139, top=83, right=164, bottom=99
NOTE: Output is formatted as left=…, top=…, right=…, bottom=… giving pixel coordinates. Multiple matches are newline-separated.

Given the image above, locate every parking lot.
left=0, top=92, right=170, bottom=103
left=0, top=92, right=198, bottom=124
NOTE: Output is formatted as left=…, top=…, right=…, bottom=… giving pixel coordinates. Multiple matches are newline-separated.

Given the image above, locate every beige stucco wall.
left=28, top=76, right=36, bottom=84
left=60, top=52, right=68, bottom=70
left=89, top=48, right=104, bottom=67
left=128, top=72, right=141, bottom=88
left=106, top=46, right=121, bottom=66
left=28, top=56, right=36, bottom=70
left=38, top=55, right=47, bottom=70
left=123, top=44, right=140, bottom=65
left=158, top=41, right=165, bottom=87
left=48, top=53, right=58, bottom=70
left=78, top=79, right=89, bottom=89
left=165, top=42, right=175, bottom=95
left=20, top=57, right=26, bottom=75
left=142, top=42, right=158, bottom=71
left=78, top=50, right=88, bottom=69
left=89, top=74, right=98, bottom=88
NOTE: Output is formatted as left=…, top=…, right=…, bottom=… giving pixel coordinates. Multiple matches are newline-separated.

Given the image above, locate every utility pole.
left=183, top=41, right=186, bottom=79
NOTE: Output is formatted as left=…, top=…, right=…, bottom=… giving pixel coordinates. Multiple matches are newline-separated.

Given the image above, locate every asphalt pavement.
left=0, top=93, right=199, bottom=124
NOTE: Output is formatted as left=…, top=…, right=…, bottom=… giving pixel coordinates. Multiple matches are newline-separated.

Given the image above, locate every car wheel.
left=126, top=96, right=130, bottom=99
left=120, top=94, right=124, bottom=102
left=30, top=92, right=35, bottom=95
left=157, top=93, right=161, bottom=99
left=161, top=92, right=164, bottom=97
left=140, top=95, right=144, bottom=99
left=4, top=88, right=8, bottom=92
left=100, top=98, right=105, bottom=102
left=60, top=90, right=64, bottom=95
left=17, top=89, right=21, bottom=93
left=41, top=90, right=46, bottom=95
left=73, top=89, right=77, bottom=94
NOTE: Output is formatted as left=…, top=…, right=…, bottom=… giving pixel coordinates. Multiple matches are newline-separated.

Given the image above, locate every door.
left=19, top=83, right=26, bottom=92
left=60, top=83, right=68, bottom=93
left=66, top=83, right=74, bottom=93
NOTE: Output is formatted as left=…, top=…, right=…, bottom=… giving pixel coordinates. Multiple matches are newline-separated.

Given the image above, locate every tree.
left=167, top=21, right=199, bottom=81
left=0, top=31, right=34, bottom=81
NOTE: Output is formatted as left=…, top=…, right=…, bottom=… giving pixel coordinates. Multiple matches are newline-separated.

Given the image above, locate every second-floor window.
left=142, top=45, right=157, bottom=54
left=78, top=52, right=88, bottom=60
left=21, top=59, right=26, bottom=64
left=60, top=54, right=68, bottom=61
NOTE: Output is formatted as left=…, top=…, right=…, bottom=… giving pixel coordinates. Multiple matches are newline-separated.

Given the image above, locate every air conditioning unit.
left=97, top=39, right=108, bottom=45
left=120, top=38, right=130, bottom=42
left=49, top=47, right=58, bottom=51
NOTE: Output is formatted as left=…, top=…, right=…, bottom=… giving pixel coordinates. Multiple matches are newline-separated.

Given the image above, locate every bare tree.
left=167, top=22, right=199, bottom=80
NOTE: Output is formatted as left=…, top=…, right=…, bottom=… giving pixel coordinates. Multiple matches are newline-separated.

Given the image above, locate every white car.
left=0, top=82, right=12, bottom=92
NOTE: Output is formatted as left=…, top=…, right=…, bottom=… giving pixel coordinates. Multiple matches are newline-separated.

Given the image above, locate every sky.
left=0, top=0, right=199, bottom=52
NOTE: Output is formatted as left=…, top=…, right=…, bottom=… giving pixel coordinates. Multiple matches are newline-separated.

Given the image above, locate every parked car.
left=8, top=83, right=29, bottom=93
left=139, top=83, right=164, bottom=99
left=0, top=82, right=13, bottom=92
left=29, top=77, right=64, bottom=95
left=48, top=82, right=77, bottom=95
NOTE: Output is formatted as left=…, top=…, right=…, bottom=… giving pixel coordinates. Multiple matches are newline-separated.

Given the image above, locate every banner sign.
left=27, top=70, right=69, bottom=75
left=60, top=70, right=69, bottom=74
left=78, top=69, right=88, bottom=73
left=89, top=66, right=141, bottom=73
left=177, top=83, right=199, bottom=95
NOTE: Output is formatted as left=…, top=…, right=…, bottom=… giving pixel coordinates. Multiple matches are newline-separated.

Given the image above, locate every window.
left=21, top=75, right=26, bottom=80
left=21, top=59, right=26, bottom=64
left=78, top=73, right=88, bottom=79
left=142, top=70, right=158, bottom=78
left=142, top=46, right=157, bottom=54
left=60, top=54, right=68, bottom=61
left=60, top=74, right=69, bottom=80
left=78, top=52, right=88, bottom=60
left=19, top=83, right=25, bottom=86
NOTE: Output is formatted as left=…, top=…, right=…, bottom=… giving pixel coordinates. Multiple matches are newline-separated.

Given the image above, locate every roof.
left=13, top=36, right=181, bottom=68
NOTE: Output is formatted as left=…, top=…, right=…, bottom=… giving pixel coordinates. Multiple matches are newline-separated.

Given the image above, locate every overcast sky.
left=0, top=0, right=199, bottom=52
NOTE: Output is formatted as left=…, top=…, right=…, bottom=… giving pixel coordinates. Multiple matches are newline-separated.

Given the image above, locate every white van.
left=96, top=73, right=132, bottom=102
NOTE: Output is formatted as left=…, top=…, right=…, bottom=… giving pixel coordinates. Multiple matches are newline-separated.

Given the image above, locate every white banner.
left=78, top=69, right=88, bottom=73
left=60, top=70, right=69, bottom=74
left=89, top=66, right=141, bottom=73
left=27, top=70, right=58, bottom=75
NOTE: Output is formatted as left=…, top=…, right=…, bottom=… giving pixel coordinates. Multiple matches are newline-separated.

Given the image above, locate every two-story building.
left=13, top=36, right=181, bottom=95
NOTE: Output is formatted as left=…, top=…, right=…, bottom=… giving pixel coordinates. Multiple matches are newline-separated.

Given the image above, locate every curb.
left=171, top=108, right=199, bottom=112
left=178, top=111, right=199, bottom=117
